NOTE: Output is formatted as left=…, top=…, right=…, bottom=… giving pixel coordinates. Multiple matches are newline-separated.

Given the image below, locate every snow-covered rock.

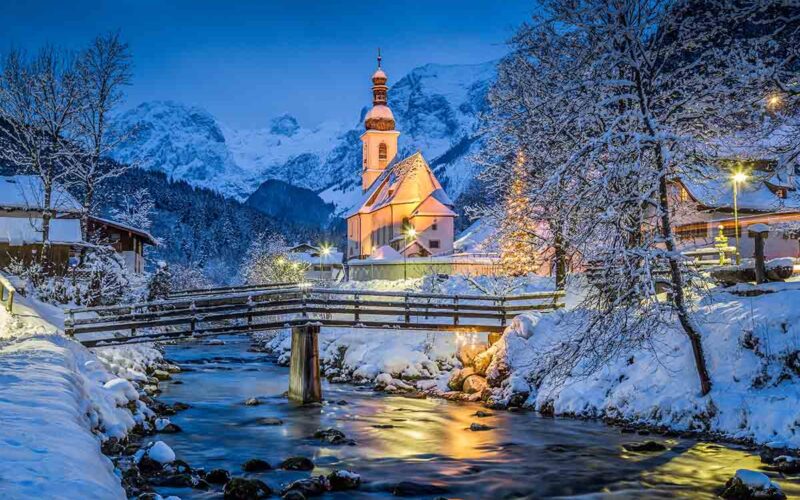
left=721, top=470, right=786, bottom=499
left=146, top=441, right=176, bottom=464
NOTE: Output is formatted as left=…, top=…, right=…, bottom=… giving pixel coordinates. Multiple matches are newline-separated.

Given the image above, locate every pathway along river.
left=152, top=335, right=800, bottom=499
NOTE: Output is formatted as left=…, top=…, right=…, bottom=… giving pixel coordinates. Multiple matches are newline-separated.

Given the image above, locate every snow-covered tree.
left=109, top=187, right=154, bottom=230
left=486, top=0, right=795, bottom=395
left=241, top=232, right=308, bottom=284
left=498, top=151, right=539, bottom=276
left=147, top=261, right=172, bottom=301
left=0, top=47, right=82, bottom=268
left=72, top=32, right=133, bottom=238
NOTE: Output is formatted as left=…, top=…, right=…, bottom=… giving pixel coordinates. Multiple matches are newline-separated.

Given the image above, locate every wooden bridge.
left=64, top=283, right=564, bottom=403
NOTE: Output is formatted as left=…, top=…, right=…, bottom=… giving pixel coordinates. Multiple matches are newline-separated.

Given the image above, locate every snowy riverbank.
left=257, top=277, right=800, bottom=450
left=0, top=294, right=160, bottom=499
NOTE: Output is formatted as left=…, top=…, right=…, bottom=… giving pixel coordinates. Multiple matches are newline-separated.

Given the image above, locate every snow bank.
left=258, top=326, right=463, bottom=385
left=0, top=332, right=138, bottom=498
left=493, top=285, right=800, bottom=447
left=0, top=292, right=157, bottom=498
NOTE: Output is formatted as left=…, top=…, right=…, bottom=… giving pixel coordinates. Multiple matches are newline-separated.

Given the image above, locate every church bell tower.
left=361, top=49, right=400, bottom=191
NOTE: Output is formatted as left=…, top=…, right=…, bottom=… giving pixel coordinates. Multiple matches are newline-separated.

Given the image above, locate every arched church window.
left=378, top=143, right=387, bottom=161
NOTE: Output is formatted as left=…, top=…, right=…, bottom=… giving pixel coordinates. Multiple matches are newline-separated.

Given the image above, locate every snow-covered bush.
left=240, top=232, right=308, bottom=284
left=169, top=263, right=213, bottom=291
left=4, top=248, right=144, bottom=306
left=147, top=261, right=172, bottom=301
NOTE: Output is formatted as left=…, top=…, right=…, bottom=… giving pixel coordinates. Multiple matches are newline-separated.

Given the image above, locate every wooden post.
left=499, top=297, right=507, bottom=327
left=354, top=293, right=360, bottom=322
left=404, top=293, right=410, bottom=324
left=748, top=225, right=770, bottom=284
left=453, top=295, right=459, bottom=326
left=288, top=323, right=322, bottom=404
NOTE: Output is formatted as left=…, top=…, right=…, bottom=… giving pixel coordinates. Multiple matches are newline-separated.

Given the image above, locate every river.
left=152, top=335, right=799, bottom=499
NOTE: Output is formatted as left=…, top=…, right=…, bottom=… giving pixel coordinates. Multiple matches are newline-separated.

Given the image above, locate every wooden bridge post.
left=453, top=295, right=459, bottom=326
left=404, top=293, right=410, bottom=324
left=499, top=297, right=507, bottom=327
left=354, top=293, right=360, bottom=322
left=288, top=323, right=322, bottom=404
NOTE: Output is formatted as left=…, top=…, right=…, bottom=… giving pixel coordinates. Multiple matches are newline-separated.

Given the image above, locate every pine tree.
left=499, top=151, right=538, bottom=276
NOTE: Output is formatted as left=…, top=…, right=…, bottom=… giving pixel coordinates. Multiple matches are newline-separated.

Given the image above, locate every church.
left=346, top=55, right=456, bottom=260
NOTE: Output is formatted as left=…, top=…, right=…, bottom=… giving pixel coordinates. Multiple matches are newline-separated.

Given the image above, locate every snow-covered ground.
left=494, top=282, right=800, bottom=447
left=0, top=291, right=159, bottom=499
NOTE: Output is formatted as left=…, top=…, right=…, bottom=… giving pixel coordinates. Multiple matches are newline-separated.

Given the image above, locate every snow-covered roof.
left=0, top=176, right=82, bottom=213
left=365, top=105, right=394, bottom=121
left=370, top=245, right=402, bottom=261
left=680, top=169, right=800, bottom=213
left=89, top=216, right=157, bottom=246
left=286, top=251, right=343, bottom=265
left=0, top=216, right=83, bottom=246
left=454, top=218, right=500, bottom=254
left=345, top=152, right=456, bottom=219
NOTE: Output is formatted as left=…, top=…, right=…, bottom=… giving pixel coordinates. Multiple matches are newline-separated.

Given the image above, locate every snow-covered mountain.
left=111, top=60, right=497, bottom=219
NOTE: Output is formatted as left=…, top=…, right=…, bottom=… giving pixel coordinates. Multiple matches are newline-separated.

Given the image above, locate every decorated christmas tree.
left=499, top=151, right=539, bottom=276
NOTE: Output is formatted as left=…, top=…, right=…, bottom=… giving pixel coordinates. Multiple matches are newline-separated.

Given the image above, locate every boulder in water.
left=462, top=374, right=488, bottom=394
left=622, top=441, right=667, bottom=452
left=721, top=469, right=786, bottom=499
left=258, top=417, right=284, bottom=426
left=242, top=458, right=272, bottom=472
left=469, top=423, right=493, bottom=432
left=457, top=343, right=488, bottom=367
left=279, top=456, right=315, bottom=471
left=447, top=367, right=474, bottom=391
left=244, top=397, right=261, bottom=406
left=313, top=428, right=349, bottom=445
left=327, top=470, right=361, bottom=491
left=223, top=477, right=272, bottom=500
left=281, top=475, right=331, bottom=497
left=206, top=468, right=231, bottom=484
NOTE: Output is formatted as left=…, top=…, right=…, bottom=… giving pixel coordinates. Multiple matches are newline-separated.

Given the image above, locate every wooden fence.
left=64, top=286, right=565, bottom=348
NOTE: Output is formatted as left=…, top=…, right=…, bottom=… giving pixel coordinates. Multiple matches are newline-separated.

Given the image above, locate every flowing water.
left=153, top=335, right=800, bottom=499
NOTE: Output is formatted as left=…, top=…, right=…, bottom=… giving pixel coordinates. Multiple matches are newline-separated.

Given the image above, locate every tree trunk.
left=658, top=171, right=712, bottom=396
left=554, top=230, right=567, bottom=290
left=40, top=179, right=53, bottom=271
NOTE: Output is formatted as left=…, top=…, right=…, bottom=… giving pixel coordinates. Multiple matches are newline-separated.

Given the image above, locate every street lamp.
left=403, top=227, right=417, bottom=281
left=318, top=244, right=332, bottom=282
left=731, top=171, right=747, bottom=265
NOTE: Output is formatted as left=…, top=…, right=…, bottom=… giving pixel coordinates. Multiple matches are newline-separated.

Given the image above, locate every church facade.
left=346, top=56, right=456, bottom=260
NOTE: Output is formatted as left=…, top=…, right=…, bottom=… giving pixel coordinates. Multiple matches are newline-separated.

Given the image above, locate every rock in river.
left=622, top=441, right=667, bottom=453
left=281, top=475, right=331, bottom=497
left=244, top=397, right=261, bottom=406
left=720, top=469, right=786, bottom=499
left=391, top=481, right=449, bottom=497
left=242, top=458, right=272, bottom=472
left=447, top=367, right=474, bottom=391
left=469, top=422, right=493, bottom=432
left=457, top=343, right=488, bottom=367
left=206, top=468, right=231, bottom=484
left=313, top=428, right=350, bottom=444
left=224, top=477, right=272, bottom=500
left=462, top=374, right=488, bottom=394
left=279, top=456, right=315, bottom=471
left=258, top=417, right=284, bottom=426
left=327, top=470, right=361, bottom=491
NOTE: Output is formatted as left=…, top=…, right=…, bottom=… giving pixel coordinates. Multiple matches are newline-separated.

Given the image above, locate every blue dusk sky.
left=0, top=1, right=535, bottom=128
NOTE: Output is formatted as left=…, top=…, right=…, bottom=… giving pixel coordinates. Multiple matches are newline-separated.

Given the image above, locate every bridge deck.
left=65, top=285, right=565, bottom=347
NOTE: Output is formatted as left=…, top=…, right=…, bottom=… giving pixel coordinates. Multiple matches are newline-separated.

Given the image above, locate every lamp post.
left=731, top=171, right=747, bottom=265
left=318, top=244, right=332, bottom=283
left=403, top=227, right=417, bottom=281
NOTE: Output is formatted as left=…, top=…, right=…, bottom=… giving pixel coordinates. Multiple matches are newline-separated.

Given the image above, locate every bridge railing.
left=0, top=272, right=16, bottom=313
left=64, top=286, right=565, bottom=347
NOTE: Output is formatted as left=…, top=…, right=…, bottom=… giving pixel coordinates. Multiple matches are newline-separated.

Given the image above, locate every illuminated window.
left=378, top=143, right=387, bottom=160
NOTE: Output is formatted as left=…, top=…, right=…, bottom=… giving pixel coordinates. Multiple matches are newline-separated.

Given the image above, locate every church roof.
left=345, top=151, right=456, bottom=218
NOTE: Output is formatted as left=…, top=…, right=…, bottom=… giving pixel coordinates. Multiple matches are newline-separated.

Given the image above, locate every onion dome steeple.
left=365, top=49, right=396, bottom=131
